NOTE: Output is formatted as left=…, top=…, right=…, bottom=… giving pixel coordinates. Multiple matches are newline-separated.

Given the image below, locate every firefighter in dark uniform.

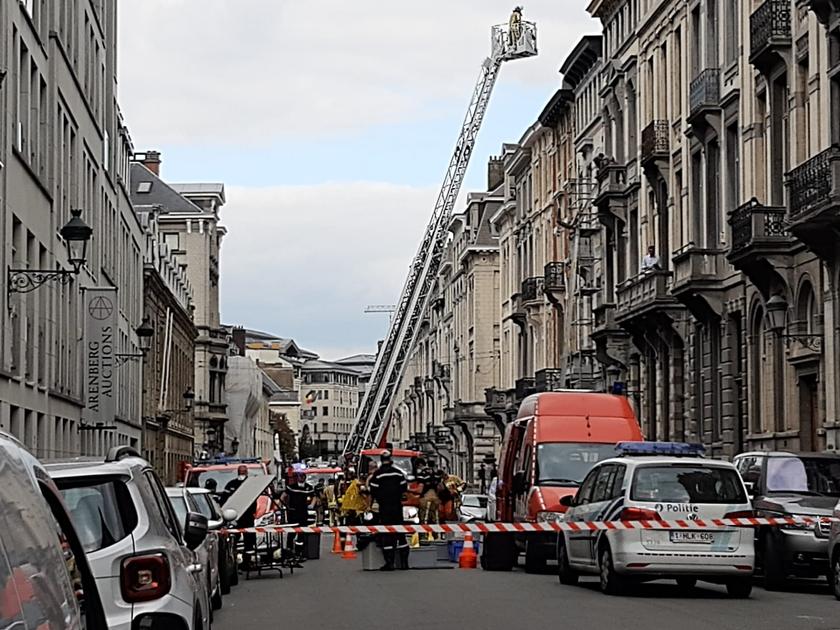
left=283, top=469, right=315, bottom=563
left=368, top=450, right=409, bottom=571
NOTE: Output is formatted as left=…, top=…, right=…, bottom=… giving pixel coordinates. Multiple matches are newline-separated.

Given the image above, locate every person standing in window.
left=641, top=245, right=661, bottom=271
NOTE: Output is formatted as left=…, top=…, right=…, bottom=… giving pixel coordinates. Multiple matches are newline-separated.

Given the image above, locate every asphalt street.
left=214, top=543, right=836, bottom=630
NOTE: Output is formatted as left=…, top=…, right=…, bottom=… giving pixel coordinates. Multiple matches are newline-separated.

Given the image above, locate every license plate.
left=670, top=531, right=714, bottom=544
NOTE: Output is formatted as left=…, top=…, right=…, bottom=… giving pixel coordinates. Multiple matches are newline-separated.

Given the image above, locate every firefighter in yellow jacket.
left=340, top=469, right=367, bottom=525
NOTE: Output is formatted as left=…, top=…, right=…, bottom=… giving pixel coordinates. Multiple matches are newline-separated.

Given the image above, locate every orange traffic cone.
left=341, top=533, right=358, bottom=560
left=459, top=533, right=477, bottom=569
left=331, top=530, right=344, bottom=554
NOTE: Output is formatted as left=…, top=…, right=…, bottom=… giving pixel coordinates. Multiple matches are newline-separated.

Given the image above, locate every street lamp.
left=116, top=321, right=155, bottom=366
left=8, top=209, right=93, bottom=295
left=183, top=387, right=195, bottom=411
left=765, top=294, right=823, bottom=349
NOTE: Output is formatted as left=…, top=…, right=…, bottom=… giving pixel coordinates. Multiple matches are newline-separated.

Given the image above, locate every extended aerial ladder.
left=343, top=11, right=538, bottom=458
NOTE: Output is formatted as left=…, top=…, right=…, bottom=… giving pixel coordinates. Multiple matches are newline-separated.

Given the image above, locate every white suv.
left=556, top=442, right=755, bottom=597
left=47, top=447, right=211, bottom=630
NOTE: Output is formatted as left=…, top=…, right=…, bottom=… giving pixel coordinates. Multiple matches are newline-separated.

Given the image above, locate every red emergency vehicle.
left=358, top=448, right=424, bottom=507
left=483, top=391, right=642, bottom=572
left=184, top=458, right=274, bottom=517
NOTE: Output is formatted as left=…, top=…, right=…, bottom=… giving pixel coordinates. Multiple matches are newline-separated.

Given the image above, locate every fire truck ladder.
left=343, top=13, right=538, bottom=458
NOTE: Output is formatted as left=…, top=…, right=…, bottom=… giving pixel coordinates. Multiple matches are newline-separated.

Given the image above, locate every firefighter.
left=417, top=459, right=442, bottom=525
left=283, top=469, right=315, bottom=564
left=368, top=450, right=409, bottom=571
left=340, top=469, right=367, bottom=525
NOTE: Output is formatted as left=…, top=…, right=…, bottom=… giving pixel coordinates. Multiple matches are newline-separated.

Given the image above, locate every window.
left=631, top=465, right=747, bottom=503
left=575, top=469, right=601, bottom=506
left=55, top=478, right=137, bottom=553
left=144, top=470, right=182, bottom=542
left=136, top=181, right=151, bottom=193
left=536, top=443, right=618, bottom=485
left=591, top=465, right=618, bottom=503
left=322, top=406, right=328, bottom=416
left=766, top=456, right=840, bottom=496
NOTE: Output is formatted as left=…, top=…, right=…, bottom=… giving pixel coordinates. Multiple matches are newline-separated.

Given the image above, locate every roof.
left=737, top=451, right=840, bottom=459
left=45, top=457, right=145, bottom=478
left=171, top=182, right=226, bottom=204
left=560, top=35, right=603, bottom=91
left=302, top=359, right=363, bottom=375
left=244, top=330, right=319, bottom=359
left=335, top=354, right=376, bottom=365
left=538, top=88, right=574, bottom=127
left=473, top=206, right=499, bottom=248
left=600, top=456, right=735, bottom=468
left=261, top=369, right=284, bottom=396
left=129, top=163, right=204, bottom=214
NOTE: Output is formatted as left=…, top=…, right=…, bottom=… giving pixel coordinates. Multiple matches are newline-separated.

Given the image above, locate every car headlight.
left=536, top=511, right=565, bottom=523
left=775, top=513, right=817, bottom=531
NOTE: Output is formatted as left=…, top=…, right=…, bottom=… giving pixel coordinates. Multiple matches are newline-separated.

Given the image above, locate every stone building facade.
left=130, top=157, right=229, bottom=456
left=138, top=210, right=196, bottom=484
left=0, top=0, right=145, bottom=457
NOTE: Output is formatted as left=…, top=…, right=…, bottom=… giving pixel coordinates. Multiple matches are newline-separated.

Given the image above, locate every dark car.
left=734, top=451, right=840, bottom=590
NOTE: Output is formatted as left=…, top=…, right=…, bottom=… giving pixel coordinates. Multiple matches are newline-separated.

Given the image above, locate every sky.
left=118, top=1, right=597, bottom=360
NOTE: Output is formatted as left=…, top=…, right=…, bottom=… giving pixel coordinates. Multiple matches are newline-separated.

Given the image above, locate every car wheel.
left=557, top=538, right=578, bottom=586
left=220, top=555, right=232, bottom=595
left=676, top=577, right=697, bottom=590
left=599, top=546, right=625, bottom=596
left=832, top=552, right=840, bottom=601
left=231, top=554, right=240, bottom=586
left=524, top=540, right=547, bottom=574
left=726, top=578, right=753, bottom=598
left=212, top=587, right=223, bottom=611
left=763, top=534, right=786, bottom=591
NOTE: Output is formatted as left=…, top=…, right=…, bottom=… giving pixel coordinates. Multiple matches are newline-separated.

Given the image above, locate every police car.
left=556, top=442, right=755, bottom=597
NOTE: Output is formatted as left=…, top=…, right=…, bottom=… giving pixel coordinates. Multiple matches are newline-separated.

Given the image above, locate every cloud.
left=118, top=1, right=597, bottom=146
left=219, top=181, right=435, bottom=354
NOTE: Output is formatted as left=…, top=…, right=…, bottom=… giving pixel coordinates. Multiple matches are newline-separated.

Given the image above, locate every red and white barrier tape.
left=221, top=516, right=833, bottom=536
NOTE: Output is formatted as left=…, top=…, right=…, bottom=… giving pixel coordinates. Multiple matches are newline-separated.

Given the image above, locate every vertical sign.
left=84, top=287, right=117, bottom=425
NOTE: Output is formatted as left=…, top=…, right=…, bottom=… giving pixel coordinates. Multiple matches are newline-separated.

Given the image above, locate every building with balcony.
left=0, top=1, right=145, bottom=458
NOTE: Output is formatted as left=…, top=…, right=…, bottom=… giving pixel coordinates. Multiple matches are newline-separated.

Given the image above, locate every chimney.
left=141, top=150, right=162, bottom=176
left=232, top=327, right=246, bottom=357
left=487, top=156, right=505, bottom=191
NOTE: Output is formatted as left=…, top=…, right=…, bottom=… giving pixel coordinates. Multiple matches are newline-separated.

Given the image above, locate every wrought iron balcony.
left=535, top=368, right=564, bottom=393
left=786, top=146, right=840, bottom=259
left=727, top=199, right=789, bottom=260
left=640, top=121, right=669, bottom=166
left=544, top=262, right=565, bottom=293
left=521, top=277, right=544, bottom=305
left=689, top=68, right=721, bottom=119
left=749, top=0, right=791, bottom=72
left=515, top=377, right=536, bottom=402
left=615, top=270, right=678, bottom=323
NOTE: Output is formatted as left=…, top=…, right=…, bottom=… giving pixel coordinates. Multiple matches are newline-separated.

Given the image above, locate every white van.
left=0, top=430, right=108, bottom=630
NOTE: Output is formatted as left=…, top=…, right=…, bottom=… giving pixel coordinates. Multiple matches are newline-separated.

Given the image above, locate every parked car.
left=558, top=442, right=755, bottom=598
left=459, top=494, right=488, bottom=522
left=0, top=430, right=109, bottom=630
left=47, top=446, right=211, bottom=630
left=734, top=451, right=840, bottom=590
left=184, top=487, right=239, bottom=594
left=167, top=488, right=223, bottom=611
left=829, top=499, right=840, bottom=599
left=484, top=391, right=643, bottom=572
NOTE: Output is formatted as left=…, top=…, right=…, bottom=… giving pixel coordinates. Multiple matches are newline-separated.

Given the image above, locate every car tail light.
left=619, top=507, right=662, bottom=522
left=724, top=510, right=756, bottom=520
left=121, top=554, right=171, bottom=603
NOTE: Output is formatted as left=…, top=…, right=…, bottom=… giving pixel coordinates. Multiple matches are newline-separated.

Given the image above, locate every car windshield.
left=462, top=495, right=487, bottom=508
left=187, top=467, right=262, bottom=491
left=190, top=493, right=217, bottom=520
left=631, top=465, right=747, bottom=504
left=58, top=480, right=135, bottom=553
left=766, top=457, right=840, bottom=496
left=306, top=473, right=336, bottom=487
left=536, top=443, right=619, bottom=485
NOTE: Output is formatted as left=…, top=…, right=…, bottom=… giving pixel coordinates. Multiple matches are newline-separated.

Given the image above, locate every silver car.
left=167, top=488, right=223, bottom=611
left=47, top=447, right=211, bottom=630
left=828, top=499, right=840, bottom=599
left=0, top=430, right=109, bottom=630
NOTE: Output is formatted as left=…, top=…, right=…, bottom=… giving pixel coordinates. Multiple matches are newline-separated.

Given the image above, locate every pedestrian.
left=324, top=473, right=341, bottom=527
left=283, top=468, right=315, bottom=564
left=340, top=469, right=367, bottom=525
left=487, top=468, right=499, bottom=521
left=368, top=450, right=409, bottom=571
left=641, top=245, right=661, bottom=271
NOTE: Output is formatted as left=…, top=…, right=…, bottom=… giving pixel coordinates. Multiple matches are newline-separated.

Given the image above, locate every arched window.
left=796, top=280, right=819, bottom=338
left=749, top=303, right=767, bottom=434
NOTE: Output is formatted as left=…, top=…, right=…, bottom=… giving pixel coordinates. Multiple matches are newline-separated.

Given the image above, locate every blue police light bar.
left=615, top=442, right=706, bottom=457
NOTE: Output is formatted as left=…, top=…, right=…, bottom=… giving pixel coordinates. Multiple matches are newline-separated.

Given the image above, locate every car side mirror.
left=559, top=494, right=575, bottom=508
left=222, top=508, right=238, bottom=523
left=512, top=471, right=527, bottom=495
left=183, top=512, right=209, bottom=551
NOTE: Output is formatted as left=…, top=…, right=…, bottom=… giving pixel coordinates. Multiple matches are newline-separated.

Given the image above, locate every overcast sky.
left=119, top=1, right=597, bottom=360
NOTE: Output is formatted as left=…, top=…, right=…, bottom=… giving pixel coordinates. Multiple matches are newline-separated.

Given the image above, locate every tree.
left=270, top=410, right=297, bottom=463
left=298, top=424, right=319, bottom=460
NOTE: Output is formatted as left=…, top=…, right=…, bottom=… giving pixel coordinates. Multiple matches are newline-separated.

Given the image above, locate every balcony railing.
left=750, top=0, right=791, bottom=61
left=593, top=302, right=617, bottom=333
left=689, top=68, right=721, bottom=117
left=616, top=270, right=674, bottom=318
left=788, top=146, right=840, bottom=222
left=535, top=368, right=564, bottom=393
left=672, top=245, right=726, bottom=288
left=728, top=199, right=788, bottom=255
left=544, top=262, right=565, bottom=292
left=641, top=121, right=669, bottom=164
left=521, top=277, right=543, bottom=304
